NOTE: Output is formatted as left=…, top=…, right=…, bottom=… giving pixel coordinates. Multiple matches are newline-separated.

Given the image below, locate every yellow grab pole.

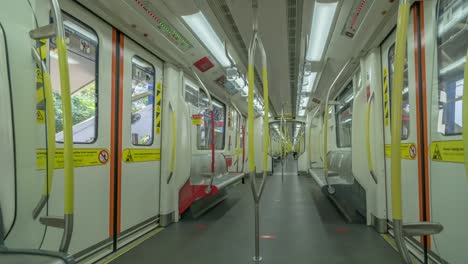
left=56, top=37, right=74, bottom=216
left=390, top=0, right=410, bottom=222
left=43, top=71, right=56, bottom=195
left=262, top=67, right=269, bottom=171
left=248, top=63, right=255, bottom=172
left=391, top=1, right=413, bottom=263
left=463, top=48, right=468, bottom=178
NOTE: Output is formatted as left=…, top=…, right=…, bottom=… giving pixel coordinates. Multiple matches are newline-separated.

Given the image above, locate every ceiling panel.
left=227, top=0, right=291, bottom=114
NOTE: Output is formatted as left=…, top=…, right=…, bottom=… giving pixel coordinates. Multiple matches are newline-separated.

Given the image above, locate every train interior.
left=0, top=0, right=467, bottom=263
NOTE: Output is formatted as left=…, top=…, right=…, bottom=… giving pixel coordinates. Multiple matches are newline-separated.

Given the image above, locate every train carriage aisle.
left=1, top=0, right=466, bottom=263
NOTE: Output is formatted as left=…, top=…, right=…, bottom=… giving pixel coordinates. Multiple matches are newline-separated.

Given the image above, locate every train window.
left=130, top=56, right=155, bottom=146
left=388, top=43, right=410, bottom=140
left=52, top=15, right=98, bottom=143
left=436, top=0, right=467, bottom=136
left=197, top=92, right=226, bottom=150
left=185, top=83, right=199, bottom=106
left=335, top=82, right=353, bottom=148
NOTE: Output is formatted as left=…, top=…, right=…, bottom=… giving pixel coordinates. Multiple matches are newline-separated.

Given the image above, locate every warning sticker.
left=384, top=143, right=417, bottom=160
left=122, top=149, right=161, bottom=163
left=431, top=141, right=463, bottom=163
left=36, top=110, right=45, bottom=124
left=383, top=68, right=390, bottom=127
left=36, top=148, right=110, bottom=170
left=192, top=114, right=203, bottom=125
left=155, top=82, right=162, bottom=134
left=35, top=39, right=47, bottom=124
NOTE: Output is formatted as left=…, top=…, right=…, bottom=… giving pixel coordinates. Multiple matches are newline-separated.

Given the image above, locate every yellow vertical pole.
left=390, top=1, right=410, bottom=221
left=248, top=64, right=255, bottom=172
left=463, top=48, right=468, bottom=178
left=262, top=67, right=269, bottom=171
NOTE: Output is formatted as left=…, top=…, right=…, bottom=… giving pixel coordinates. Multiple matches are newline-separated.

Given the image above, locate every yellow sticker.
left=36, top=148, right=109, bottom=170
left=155, top=82, right=162, bottom=134
left=36, top=110, right=45, bottom=124
left=384, top=143, right=417, bottom=160
left=383, top=68, right=390, bottom=127
left=192, top=119, right=203, bottom=125
left=431, top=140, right=463, bottom=163
left=122, top=149, right=161, bottom=163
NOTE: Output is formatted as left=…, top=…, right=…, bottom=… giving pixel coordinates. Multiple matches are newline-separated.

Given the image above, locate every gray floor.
left=111, top=159, right=401, bottom=264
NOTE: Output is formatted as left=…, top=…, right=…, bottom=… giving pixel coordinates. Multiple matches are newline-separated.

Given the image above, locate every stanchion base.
left=253, top=256, right=262, bottom=262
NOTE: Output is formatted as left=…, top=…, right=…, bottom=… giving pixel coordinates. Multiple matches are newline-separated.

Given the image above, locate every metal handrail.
left=31, top=48, right=56, bottom=220
left=190, top=68, right=216, bottom=194
left=366, top=92, right=377, bottom=184
left=167, top=102, right=176, bottom=184
left=248, top=0, right=269, bottom=261
left=323, top=59, right=353, bottom=195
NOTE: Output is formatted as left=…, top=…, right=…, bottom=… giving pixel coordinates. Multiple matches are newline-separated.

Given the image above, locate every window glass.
left=52, top=14, right=98, bottom=143
left=197, top=92, right=226, bottom=150
left=130, top=56, right=155, bottom=145
left=388, top=43, right=410, bottom=140
left=185, top=84, right=199, bottom=106
left=335, top=82, right=353, bottom=148
left=436, top=0, right=467, bottom=135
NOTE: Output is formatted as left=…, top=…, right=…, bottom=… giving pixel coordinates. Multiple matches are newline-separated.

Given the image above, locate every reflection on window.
left=185, top=84, right=199, bottom=106
left=335, top=82, right=353, bottom=148
left=52, top=15, right=98, bottom=143
left=197, top=92, right=226, bottom=150
left=388, top=43, right=410, bottom=140
left=437, top=0, right=467, bottom=135
left=130, top=56, right=155, bottom=145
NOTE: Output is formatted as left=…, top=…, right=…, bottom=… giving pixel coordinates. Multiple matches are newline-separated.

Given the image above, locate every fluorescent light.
left=440, top=57, right=466, bottom=76
left=182, top=12, right=233, bottom=67
left=302, top=72, right=317, bottom=93
left=298, top=110, right=305, bottom=116
left=306, top=2, right=338, bottom=61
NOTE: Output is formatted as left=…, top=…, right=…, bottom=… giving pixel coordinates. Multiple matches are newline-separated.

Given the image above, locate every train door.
left=382, top=2, right=438, bottom=261
left=380, top=8, right=424, bottom=242
left=425, top=0, right=468, bottom=263
left=40, top=4, right=115, bottom=256
left=117, top=36, right=163, bottom=245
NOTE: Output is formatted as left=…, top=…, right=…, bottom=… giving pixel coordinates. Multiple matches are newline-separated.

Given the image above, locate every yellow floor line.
left=101, top=227, right=164, bottom=264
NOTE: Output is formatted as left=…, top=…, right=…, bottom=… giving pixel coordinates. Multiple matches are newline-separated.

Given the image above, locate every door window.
left=335, top=82, right=353, bottom=148
left=388, top=43, right=410, bottom=140
left=197, top=92, right=226, bottom=150
left=130, top=56, right=155, bottom=145
left=51, top=14, right=98, bottom=143
left=436, top=0, right=468, bottom=136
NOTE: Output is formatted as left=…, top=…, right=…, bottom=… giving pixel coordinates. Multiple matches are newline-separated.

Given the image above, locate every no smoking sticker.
left=409, top=144, right=417, bottom=160
left=99, top=149, right=109, bottom=164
